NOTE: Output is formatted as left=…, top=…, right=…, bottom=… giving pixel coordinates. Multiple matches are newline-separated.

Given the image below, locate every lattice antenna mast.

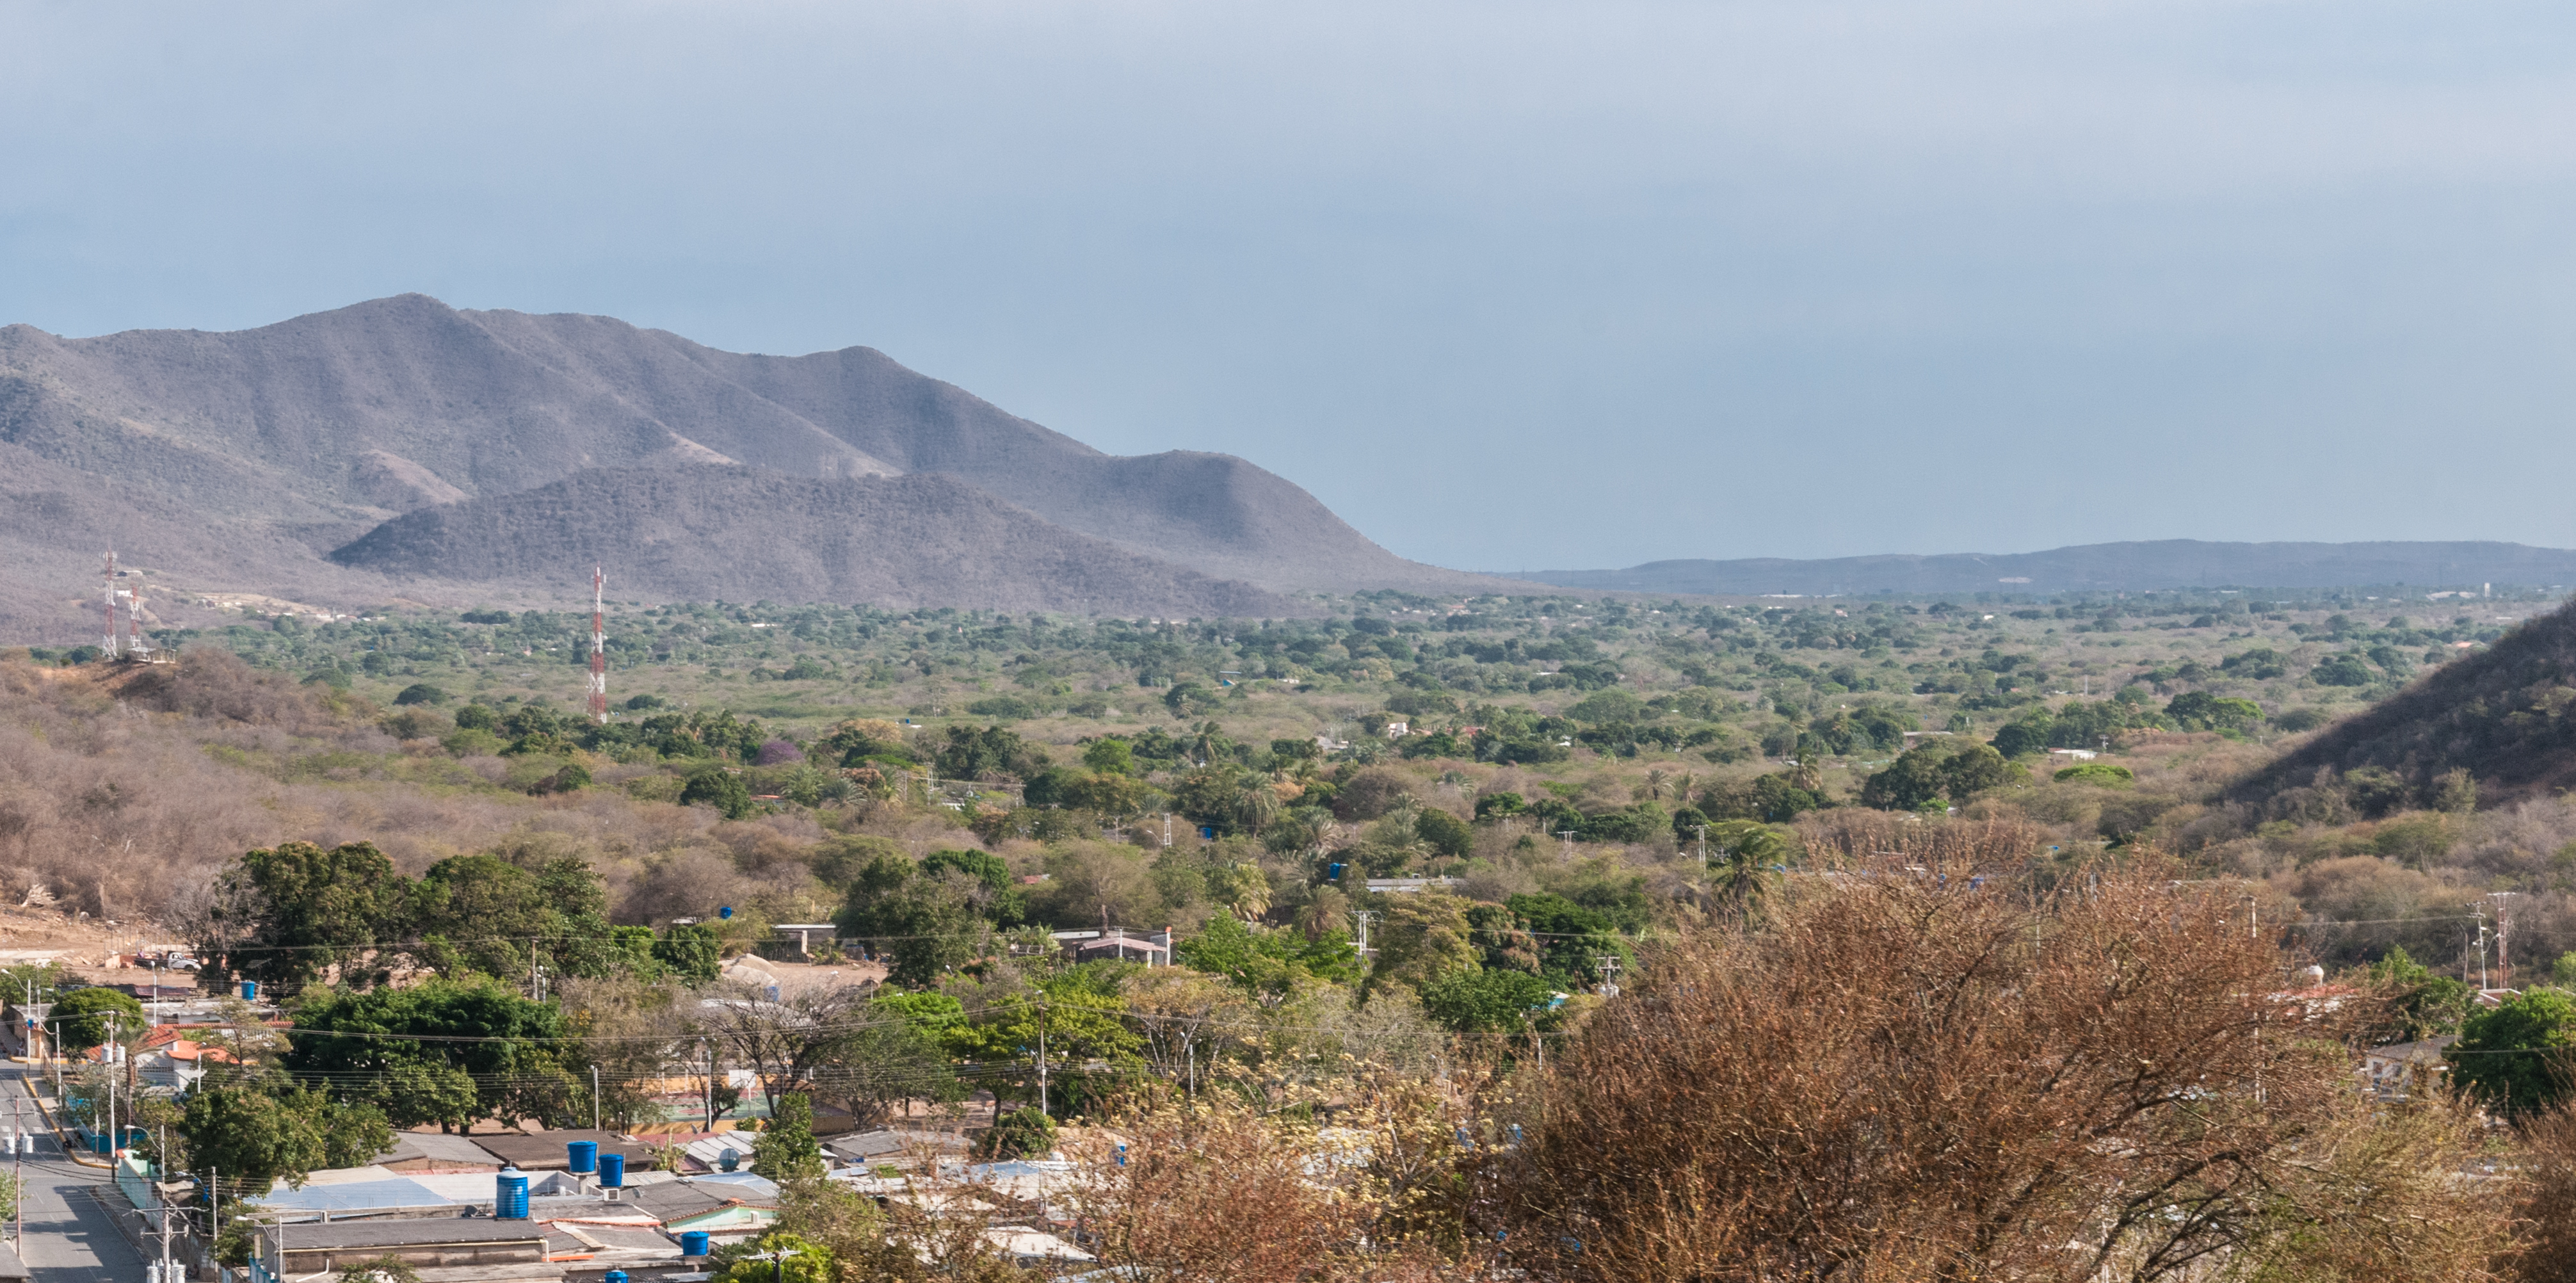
left=587, top=567, right=608, bottom=725
left=125, top=568, right=148, bottom=661
left=100, top=552, right=122, bottom=661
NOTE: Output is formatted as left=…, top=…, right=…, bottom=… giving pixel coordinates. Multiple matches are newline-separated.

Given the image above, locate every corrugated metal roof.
left=250, top=1175, right=463, bottom=1216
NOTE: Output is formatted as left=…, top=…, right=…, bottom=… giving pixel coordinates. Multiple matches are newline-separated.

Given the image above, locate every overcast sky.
left=5, top=1, right=2573, bottom=572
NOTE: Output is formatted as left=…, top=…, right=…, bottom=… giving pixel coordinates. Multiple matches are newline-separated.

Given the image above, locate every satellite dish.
left=718, top=907, right=734, bottom=920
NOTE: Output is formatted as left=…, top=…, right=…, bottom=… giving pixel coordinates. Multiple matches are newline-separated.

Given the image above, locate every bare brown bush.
left=1795, top=808, right=2044, bottom=871
left=1063, top=1097, right=1365, bottom=1283
left=2508, top=1108, right=2576, bottom=1283
left=1488, top=859, right=2505, bottom=1282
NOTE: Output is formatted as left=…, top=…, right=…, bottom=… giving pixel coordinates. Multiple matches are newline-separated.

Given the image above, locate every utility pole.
left=591, top=1065, right=602, bottom=1133
left=106, top=1012, right=116, bottom=1159
left=2491, top=892, right=2518, bottom=989
left=1037, top=1003, right=1049, bottom=1116
left=1350, top=912, right=1376, bottom=968
left=1558, top=829, right=1577, bottom=857
left=1594, top=954, right=1622, bottom=998
left=2470, top=903, right=2491, bottom=990
left=1695, top=824, right=1707, bottom=863
left=703, top=1039, right=715, bottom=1134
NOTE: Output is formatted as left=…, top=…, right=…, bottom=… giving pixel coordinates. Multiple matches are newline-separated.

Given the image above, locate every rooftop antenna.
left=100, top=553, right=122, bottom=661
left=587, top=567, right=608, bottom=725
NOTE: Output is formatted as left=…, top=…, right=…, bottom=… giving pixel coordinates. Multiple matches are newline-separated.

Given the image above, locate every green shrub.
left=2052, top=762, right=2136, bottom=787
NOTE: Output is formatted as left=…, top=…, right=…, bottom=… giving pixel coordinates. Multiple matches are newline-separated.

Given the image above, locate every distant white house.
left=2364, top=1035, right=2456, bottom=1100
left=1364, top=878, right=1461, bottom=894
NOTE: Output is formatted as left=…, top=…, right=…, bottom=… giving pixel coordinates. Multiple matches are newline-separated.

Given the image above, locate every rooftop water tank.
left=567, top=1140, right=599, bottom=1175
left=680, top=1231, right=712, bottom=1257
left=599, top=1152, right=626, bottom=1188
left=495, top=1167, right=530, bottom=1220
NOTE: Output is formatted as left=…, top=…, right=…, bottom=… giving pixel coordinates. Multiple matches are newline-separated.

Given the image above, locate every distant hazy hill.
left=330, top=468, right=1293, bottom=618
left=1509, top=541, right=2576, bottom=596
left=2230, top=597, right=2576, bottom=812
left=0, top=294, right=1503, bottom=633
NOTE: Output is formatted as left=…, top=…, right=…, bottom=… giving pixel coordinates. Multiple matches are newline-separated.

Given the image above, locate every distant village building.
left=1364, top=878, right=1462, bottom=894
left=2365, top=1035, right=2458, bottom=1100
left=1065, top=929, right=1172, bottom=966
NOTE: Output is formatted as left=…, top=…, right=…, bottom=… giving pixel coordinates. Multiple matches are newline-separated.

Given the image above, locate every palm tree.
left=1231, top=782, right=1283, bottom=833
left=1640, top=768, right=1670, bottom=801
left=1790, top=742, right=1824, bottom=793
left=1221, top=863, right=1272, bottom=922
left=1707, top=819, right=1791, bottom=927
left=1296, top=885, right=1351, bottom=941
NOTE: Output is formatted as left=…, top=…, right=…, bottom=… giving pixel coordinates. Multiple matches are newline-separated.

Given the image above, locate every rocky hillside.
left=0, top=295, right=1509, bottom=633
left=2230, top=595, right=2576, bottom=813
left=328, top=468, right=1294, bottom=618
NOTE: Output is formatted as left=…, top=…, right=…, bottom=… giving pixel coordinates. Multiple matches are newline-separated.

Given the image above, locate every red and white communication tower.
left=586, top=567, right=608, bottom=724
left=125, top=568, right=150, bottom=661
left=101, top=552, right=122, bottom=661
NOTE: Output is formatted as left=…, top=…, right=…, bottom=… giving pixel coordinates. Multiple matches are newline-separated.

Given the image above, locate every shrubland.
left=22, top=586, right=2576, bottom=1277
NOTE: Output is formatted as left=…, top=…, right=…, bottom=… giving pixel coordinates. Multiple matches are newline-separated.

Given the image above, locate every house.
left=823, top=1127, right=972, bottom=1172
left=545, top=1222, right=694, bottom=1283
left=1364, top=878, right=1460, bottom=895
left=985, top=1225, right=1095, bottom=1266
left=1067, top=930, right=1171, bottom=966
left=247, top=1170, right=470, bottom=1222
left=625, top=1177, right=780, bottom=1245
left=1381, top=721, right=1410, bottom=739
left=254, top=1218, right=556, bottom=1283
left=667, top=1131, right=759, bottom=1174
left=2365, top=1036, right=2458, bottom=1100
left=2045, top=748, right=2097, bottom=763
left=773, top=923, right=840, bottom=957
left=133, top=1024, right=243, bottom=1088
left=471, top=1130, right=661, bottom=1174
left=376, top=1131, right=507, bottom=1174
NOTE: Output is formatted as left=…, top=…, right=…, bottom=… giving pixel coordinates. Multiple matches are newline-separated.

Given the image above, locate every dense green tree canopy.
left=2449, top=988, right=2576, bottom=1118
left=287, top=978, right=577, bottom=1129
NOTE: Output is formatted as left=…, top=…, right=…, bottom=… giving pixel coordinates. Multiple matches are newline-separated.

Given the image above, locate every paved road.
left=4, top=1069, right=147, bottom=1283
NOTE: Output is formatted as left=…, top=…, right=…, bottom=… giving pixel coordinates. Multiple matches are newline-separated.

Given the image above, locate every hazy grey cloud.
left=4, top=0, right=2573, bottom=570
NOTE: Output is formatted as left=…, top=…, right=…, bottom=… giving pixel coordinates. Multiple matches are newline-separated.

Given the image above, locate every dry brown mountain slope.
left=2228, top=595, right=2576, bottom=814
left=327, top=467, right=1298, bottom=618
left=0, top=295, right=1510, bottom=604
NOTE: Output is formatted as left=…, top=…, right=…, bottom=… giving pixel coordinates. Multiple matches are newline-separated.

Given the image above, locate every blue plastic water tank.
left=604, top=1273, right=629, bottom=1283
left=680, top=1231, right=712, bottom=1257
left=495, top=1168, right=530, bottom=1219
left=566, top=1140, right=599, bottom=1174
left=239, top=981, right=257, bottom=1001
left=599, top=1152, right=625, bottom=1188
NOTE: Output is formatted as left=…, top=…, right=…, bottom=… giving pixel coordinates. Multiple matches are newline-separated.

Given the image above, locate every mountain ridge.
left=1508, top=540, right=2576, bottom=596
left=0, top=295, right=1514, bottom=636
